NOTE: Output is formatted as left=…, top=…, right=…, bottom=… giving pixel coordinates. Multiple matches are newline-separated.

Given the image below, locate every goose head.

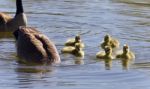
left=123, top=44, right=129, bottom=54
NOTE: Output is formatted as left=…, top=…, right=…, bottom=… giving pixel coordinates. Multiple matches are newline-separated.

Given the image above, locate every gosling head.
left=104, top=34, right=111, bottom=42
left=75, top=43, right=81, bottom=51
left=75, top=34, right=81, bottom=43
left=123, top=44, right=129, bottom=54
left=104, top=46, right=112, bottom=55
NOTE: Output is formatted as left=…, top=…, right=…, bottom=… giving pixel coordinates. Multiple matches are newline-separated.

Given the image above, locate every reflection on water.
left=113, top=0, right=150, bottom=6
left=97, top=58, right=133, bottom=70
left=133, top=62, right=150, bottom=70
left=74, top=57, right=84, bottom=65
left=121, top=59, right=134, bottom=70
left=0, top=32, right=14, bottom=38
left=104, top=59, right=112, bottom=70
left=0, top=0, right=150, bottom=89
left=16, top=65, right=53, bottom=73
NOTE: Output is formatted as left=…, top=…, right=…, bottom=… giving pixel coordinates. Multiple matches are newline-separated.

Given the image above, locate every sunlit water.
left=0, top=0, right=150, bottom=89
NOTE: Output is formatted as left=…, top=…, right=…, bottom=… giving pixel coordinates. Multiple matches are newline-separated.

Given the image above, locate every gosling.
left=101, top=34, right=120, bottom=49
left=96, top=46, right=113, bottom=59
left=116, top=44, right=135, bottom=60
left=65, top=34, right=85, bottom=48
left=61, top=43, right=84, bottom=57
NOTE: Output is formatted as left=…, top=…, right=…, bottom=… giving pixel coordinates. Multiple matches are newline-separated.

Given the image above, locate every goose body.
left=61, top=43, right=84, bottom=57
left=13, top=27, right=60, bottom=64
left=101, top=34, right=120, bottom=49
left=116, top=44, right=135, bottom=60
left=0, top=0, right=27, bottom=32
left=96, top=46, right=113, bottom=59
left=65, top=35, right=85, bottom=48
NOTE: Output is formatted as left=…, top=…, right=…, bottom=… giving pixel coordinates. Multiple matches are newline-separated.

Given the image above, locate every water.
left=0, top=0, right=150, bottom=89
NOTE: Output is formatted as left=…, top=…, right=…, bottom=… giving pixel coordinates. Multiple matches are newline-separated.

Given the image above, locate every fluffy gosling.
left=96, top=46, right=113, bottom=59
left=65, top=34, right=85, bottom=48
left=61, top=43, right=84, bottom=57
left=116, top=44, right=135, bottom=60
left=101, top=34, right=120, bottom=49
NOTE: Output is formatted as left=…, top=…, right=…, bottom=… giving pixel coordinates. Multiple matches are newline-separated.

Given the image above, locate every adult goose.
left=13, top=27, right=60, bottom=64
left=0, top=0, right=27, bottom=32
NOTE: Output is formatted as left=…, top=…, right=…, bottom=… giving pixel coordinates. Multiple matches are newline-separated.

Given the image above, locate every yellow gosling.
left=101, top=34, right=120, bottom=49
left=116, top=44, right=135, bottom=60
left=61, top=43, right=84, bottom=57
left=96, top=46, right=113, bottom=59
left=65, top=34, right=85, bottom=48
